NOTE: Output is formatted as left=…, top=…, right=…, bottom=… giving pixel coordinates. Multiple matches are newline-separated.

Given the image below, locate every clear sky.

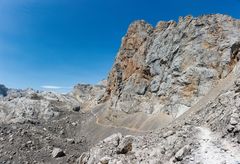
left=0, top=0, right=240, bottom=92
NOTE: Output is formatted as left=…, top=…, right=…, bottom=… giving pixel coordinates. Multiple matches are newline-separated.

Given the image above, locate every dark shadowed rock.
left=72, top=106, right=81, bottom=112
left=0, top=84, right=8, bottom=97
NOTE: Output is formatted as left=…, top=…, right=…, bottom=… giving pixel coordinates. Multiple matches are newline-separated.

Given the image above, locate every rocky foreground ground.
left=1, top=14, right=240, bottom=164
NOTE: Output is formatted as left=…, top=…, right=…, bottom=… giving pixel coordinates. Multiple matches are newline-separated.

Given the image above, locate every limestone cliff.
left=102, top=14, right=240, bottom=117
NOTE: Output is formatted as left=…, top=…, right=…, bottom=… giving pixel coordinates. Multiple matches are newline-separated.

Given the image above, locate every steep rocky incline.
left=79, top=66, right=240, bottom=164
left=79, top=14, right=240, bottom=164
left=102, top=14, right=240, bottom=119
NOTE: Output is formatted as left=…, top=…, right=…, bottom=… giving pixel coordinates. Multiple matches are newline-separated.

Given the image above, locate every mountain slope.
left=79, top=62, right=240, bottom=164
left=93, top=14, right=240, bottom=132
left=79, top=14, right=240, bottom=164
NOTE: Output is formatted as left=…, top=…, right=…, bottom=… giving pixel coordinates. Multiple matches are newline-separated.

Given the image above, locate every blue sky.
left=0, top=0, right=240, bottom=92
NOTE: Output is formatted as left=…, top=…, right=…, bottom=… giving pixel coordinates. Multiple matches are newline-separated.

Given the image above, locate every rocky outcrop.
left=0, top=84, right=8, bottom=97
left=72, top=84, right=106, bottom=111
left=0, top=88, right=80, bottom=123
left=79, top=14, right=240, bottom=163
left=102, top=14, right=240, bottom=118
left=79, top=73, right=240, bottom=164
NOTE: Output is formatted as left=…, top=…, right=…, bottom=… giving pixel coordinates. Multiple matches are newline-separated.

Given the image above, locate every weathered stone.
left=99, top=156, right=111, bottom=164
left=102, top=14, right=240, bottom=117
left=230, top=117, right=238, bottom=125
left=66, top=138, right=75, bottom=144
left=72, top=106, right=81, bottom=112
left=135, top=81, right=148, bottom=95
left=163, top=130, right=175, bottom=138
left=150, top=76, right=162, bottom=93
left=52, top=148, right=65, bottom=158
left=175, top=145, right=190, bottom=161
left=117, top=136, right=135, bottom=154
left=103, top=133, right=122, bottom=147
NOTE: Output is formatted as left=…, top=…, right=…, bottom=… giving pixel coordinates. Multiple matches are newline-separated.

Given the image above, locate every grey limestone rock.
left=103, top=14, right=240, bottom=116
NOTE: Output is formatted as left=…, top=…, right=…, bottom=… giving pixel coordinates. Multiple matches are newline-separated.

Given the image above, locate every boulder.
left=230, top=117, right=238, bottom=126
left=175, top=145, right=190, bottom=161
left=117, top=136, right=135, bottom=154
left=52, top=148, right=65, bottom=158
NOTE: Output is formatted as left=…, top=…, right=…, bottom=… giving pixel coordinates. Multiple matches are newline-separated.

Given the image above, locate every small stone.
left=72, top=106, right=81, bottom=112
left=221, top=148, right=227, bottom=152
left=60, top=130, right=64, bottom=135
left=220, top=160, right=226, bottom=164
left=99, top=156, right=111, bottom=164
left=237, top=135, right=240, bottom=144
left=26, top=141, right=32, bottom=145
left=175, top=145, right=190, bottom=161
left=71, top=122, right=77, bottom=126
left=46, top=136, right=51, bottom=140
left=235, top=79, right=240, bottom=86
left=230, top=117, right=238, bottom=125
left=52, top=148, right=65, bottom=158
left=227, top=125, right=235, bottom=132
left=66, top=138, right=75, bottom=144
left=117, top=136, right=135, bottom=154
left=163, top=130, right=175, bottom=138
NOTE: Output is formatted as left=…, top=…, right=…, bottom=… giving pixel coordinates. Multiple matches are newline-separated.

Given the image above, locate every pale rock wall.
left=103, top=14, right=240, bottom=116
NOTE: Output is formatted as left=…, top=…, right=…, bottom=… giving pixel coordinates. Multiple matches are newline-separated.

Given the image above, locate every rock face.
left=102, top=14, right=240, bottom=117
left=79, top=14, right=240, bottom=164
left=79, top=74, right=240, bottom=164
left=0, top=84, right=8, bottom=97
left=72, top=84, right=106, bottom=111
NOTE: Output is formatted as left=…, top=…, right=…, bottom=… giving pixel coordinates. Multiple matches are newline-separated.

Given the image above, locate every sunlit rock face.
left=0, top=88, right=80, bottom=123
left=102, top=14, right=240, bottom=117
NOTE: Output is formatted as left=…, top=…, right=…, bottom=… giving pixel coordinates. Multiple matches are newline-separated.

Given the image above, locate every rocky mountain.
left=79, top=14, right=240, bottom=163
left=92, top=14, right=240, bottom=132
left=0, top=84, right=8, bottom=97
left=103, top=14, right=240, bottom=115
left=80, top=74, right=240, bottom=163
left=1, top=14, right=240, bottom=164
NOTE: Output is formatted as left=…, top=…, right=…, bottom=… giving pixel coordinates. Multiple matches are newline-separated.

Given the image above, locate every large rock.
left=52, top=148, right=65, bottom=158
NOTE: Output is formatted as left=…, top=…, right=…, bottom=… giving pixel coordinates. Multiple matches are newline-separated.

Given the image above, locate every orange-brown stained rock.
left=102, top=20, right=153, bottom=101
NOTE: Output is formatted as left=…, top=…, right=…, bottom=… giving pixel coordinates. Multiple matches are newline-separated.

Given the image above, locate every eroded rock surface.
left=0, top=88, right=80, bottom=123
left=79, top=14, right=240, bottom=164
left=102, top=14, right=240, bottom=118
left=79, top=76, right=240, bottom=164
